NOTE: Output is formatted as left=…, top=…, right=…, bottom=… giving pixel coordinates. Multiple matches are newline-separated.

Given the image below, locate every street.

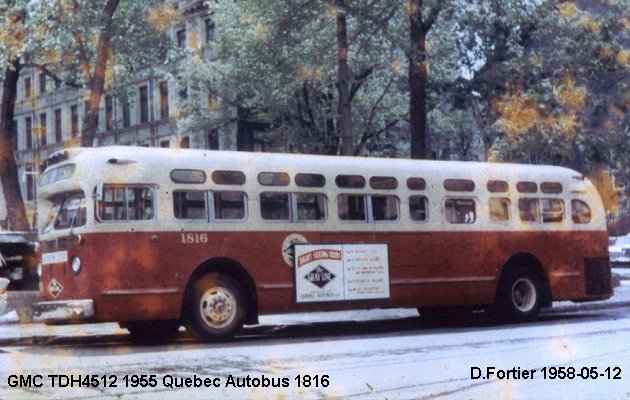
left=0, top=299, right=629, bottom=399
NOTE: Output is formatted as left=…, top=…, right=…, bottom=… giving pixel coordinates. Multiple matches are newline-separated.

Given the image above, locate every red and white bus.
left=33, top=146, right=612, bottom=342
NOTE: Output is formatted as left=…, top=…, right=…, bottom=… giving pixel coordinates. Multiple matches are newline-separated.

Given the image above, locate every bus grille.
left=584, top=257, right=611, bottom=295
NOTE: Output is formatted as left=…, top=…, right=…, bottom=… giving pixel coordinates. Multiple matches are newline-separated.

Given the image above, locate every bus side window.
left=518, top=198, right=539, bottom=222
left=444, top=198, right=476, bottom=224
left=409, top=195, right=428, bottom=222
left=371, top=195, right=398, bottom=221
left=174, top=191, right=207, bottom=220
left=127, top=188, right=155, bottom=220
left=296, top=193, right=326, bottom=221
left=214, top=191, right=246, bottom=220
left=101, top=187, right=126, bottom=221
left=338, top=194, right=367, bottom=221
left=489, top=197, right=510, bottom=221
left=260, top=192, right=290, bottom=220
left=541, top=198, right=564, bottom=223
left=98, top=185, right=154, bottom=221
left=571, top=199, right=591, bottom=224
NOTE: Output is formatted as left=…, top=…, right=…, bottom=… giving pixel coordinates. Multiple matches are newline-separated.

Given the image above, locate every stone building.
left=3, top=1, right=236, bottom=230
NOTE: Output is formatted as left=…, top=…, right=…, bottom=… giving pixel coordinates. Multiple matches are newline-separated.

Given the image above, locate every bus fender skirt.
left=32, top=299, right=94, bottom=323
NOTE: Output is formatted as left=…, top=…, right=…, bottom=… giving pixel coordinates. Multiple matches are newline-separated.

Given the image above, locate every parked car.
left=609, top=234, right=630, bottom=267
left=0, top=277, right=8, bottom=315
left=0, top=232, right=38, bottom=290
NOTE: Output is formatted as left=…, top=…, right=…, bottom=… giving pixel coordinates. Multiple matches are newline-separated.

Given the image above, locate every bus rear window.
left=541, top=199, right=564, bottom=223
left=571, top=199, right=591, bottom=224
left=98, top=185, right=155, bottom=221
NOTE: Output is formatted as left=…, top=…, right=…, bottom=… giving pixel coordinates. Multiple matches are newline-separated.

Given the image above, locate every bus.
left=33, top=146, right=612, bottom=342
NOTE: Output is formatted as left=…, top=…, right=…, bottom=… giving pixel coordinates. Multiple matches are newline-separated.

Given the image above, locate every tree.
left=0, top=1, right=29, bottom=230
left=35, top=0, right=179, bottom=147
left=203, top=0, right=405, bottom=156
left=407, top=0, right=443, bottom=159
left=0, top=0, right=179, bottom=230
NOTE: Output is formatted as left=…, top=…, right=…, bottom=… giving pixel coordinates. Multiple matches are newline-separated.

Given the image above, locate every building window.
left=180, top=136, right=190, bottom=148
left=25, top=117, right=32, bottom=149
left=122, top=101, right=131, bottom=128
left=70, top=105, right=78, bottom=137
left=160, top=140, right=170, bottom=148
left=207, top=129, right=219, bottom=150
left=24, top=77, right=32, bottom=98
left=178, top=78, right=188, bottom=100
left=105, top=96, right=114, bottom=130
left=39, top=113, right=47, bottom=147
left=205, top=18, right=215, bottom=43
left=12, top=120, right=18, bottom=151
left=25, top=164, right=34, bottom=201
left=54, top=109, right=62, bottom=143
left=159, top=81, right=169, bottom=119
left=176, top=29, right=186, bottom=48
left=39, top=73, right=47, bottom=94
left=139, top=86, right=149, bottom=124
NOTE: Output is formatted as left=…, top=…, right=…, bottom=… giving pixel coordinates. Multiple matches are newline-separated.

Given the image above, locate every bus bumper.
left=32, top=299, right=94, bottom=323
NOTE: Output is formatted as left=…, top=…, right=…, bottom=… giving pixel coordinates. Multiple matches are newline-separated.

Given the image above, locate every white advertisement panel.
left=294, top=244, right=389, bottom=303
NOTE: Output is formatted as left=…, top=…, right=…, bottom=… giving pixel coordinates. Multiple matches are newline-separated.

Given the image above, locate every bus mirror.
left=95, top=183, right=104, bottom=201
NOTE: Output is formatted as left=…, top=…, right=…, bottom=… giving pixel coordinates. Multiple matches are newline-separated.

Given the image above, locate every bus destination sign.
left=294, top=244, right=390, bottom=303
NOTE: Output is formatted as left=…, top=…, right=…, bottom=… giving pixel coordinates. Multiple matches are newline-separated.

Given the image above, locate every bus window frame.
left=96, top=184, right=157, bottom=223
left=443, top=197, right=477, bottom=224
left=408, top=195, right=429, bottom=223
left=260, top=192, right=327, bottom=223
left=211, top=190, right=248, bottom=222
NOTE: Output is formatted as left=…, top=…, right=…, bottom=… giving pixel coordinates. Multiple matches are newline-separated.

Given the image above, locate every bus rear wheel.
left=496, top=266, right=542, bottom=321
left=185, top=273, right=245, bottom=341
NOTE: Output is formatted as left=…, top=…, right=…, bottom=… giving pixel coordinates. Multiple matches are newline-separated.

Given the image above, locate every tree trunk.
left=408, top=0, right=428, bottom=159
left=336, top=1, right=353, bottom=156
left=80, top=0, right=121, bottom=147
left=0, top=59, right=29, bottom=231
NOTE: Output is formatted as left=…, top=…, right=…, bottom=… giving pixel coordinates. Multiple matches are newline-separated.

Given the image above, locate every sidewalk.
left=1, top=270, right=629, bottom=347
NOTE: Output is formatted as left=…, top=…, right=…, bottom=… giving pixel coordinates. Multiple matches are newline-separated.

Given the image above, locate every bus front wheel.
left=186, top=273, right=245, bottom=341
left=496, top=266, right=542, bottom=321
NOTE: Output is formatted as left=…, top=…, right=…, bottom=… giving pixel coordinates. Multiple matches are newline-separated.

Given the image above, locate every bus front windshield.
left=42, top=192, right=87, bottom=234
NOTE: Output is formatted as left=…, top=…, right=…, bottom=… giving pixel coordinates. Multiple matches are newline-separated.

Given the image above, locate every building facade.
left=4, top=1, right=236, bottom=230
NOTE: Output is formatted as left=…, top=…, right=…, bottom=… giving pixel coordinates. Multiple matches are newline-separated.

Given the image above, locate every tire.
left=495, top=266, right=542, bottom=322
left=124, top=320, right=180, bottom=344
left=185, top=273, right=245, bottom=341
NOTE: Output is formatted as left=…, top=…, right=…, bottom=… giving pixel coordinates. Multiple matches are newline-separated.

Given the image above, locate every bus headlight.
left=71, top=256, right=82, bottom=274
